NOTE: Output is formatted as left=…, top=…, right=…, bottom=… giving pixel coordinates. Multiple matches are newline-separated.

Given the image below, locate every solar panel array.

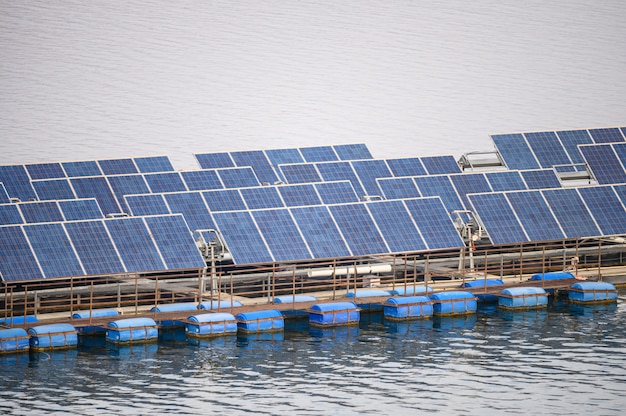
left=0, top=199, right=104, bottom=225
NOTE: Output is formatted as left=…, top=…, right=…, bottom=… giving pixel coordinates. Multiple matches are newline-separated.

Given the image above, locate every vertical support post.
left=519, top=244, right=524, bottom=282
left=332, top=259, right=337, bottom=300
left=598, top=240, right=602, bottom=282
left=134, top=274, right=139, bottom=316
left=89, top=281, right=94, bottom=325
left=425, top=255, right=430, bottom=293
left=23, top=285, right=28, bottom=329
left=541, top=247, right=546, bottom=290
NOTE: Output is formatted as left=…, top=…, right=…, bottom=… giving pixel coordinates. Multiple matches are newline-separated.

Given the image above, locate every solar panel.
left=216, top=167, right=260, bottom=188
left=300, top=146, right=339, bottom=162
left=0, top=226, right=44, bottom=281
left=23, top=223, right=85, bottom=278
left=403, top=198, right=464, bottom=250
left=328, top=203, right=388, bottom=256
left=413, top=176, right=464, bottom=213
left=484, top=171, right=527, bottom=192
left=239, top=187, right=284, bottom=209
left=612, top=184, right=626, bottom=207
left=366, top=200, right=427, bottom=252
left=144, top=172, right=187, bottom=193
left=164, top=192, right=216, bottom=231
left=290, top=206, right=351, bottom=258
left=385, top=158, right=427, bottom=177
left=376, top=178, right=421, bottom=199
left=0, top=204, right=24, bottom=225
left=62, top=160, right=102, bottom=177
left=32, top=179, right=76, bottom=200
left=504, top=191, right=565, bottom=241
left=0, top=183, right=9, bottom=204
left=125, top=194, right=170, bottom=216
left=105, top=217, right=166, bottom=272
left=577, top=186, right=626, bottom=236
left=194, top=152, right=235, bottom=169
left=25, top=162, right=66, bottom=179
left=64, top=220, right=125, bottom=275
left=107, top=174, right=151, bottom=213
left=467, top=193, right=528, bottom=244
left=279, top=163, right=322, bottom=184
left=588, top=127, right=625, bottom=143
left=524, top=131, right=572, bottom=168
left=491, top=134, right=540, bottom=170
left=0, top=165, right=37, bottom=201
left=202, top=189, right=247, bottom=211
left=541, top=188, right=601, bottom=238
left=449, top=173, right=491, bottom=209
left=579, top=144, right=626, bottom=184
left=351, top=160, right=392, bottom=196
left=134, top=156, right=174, bottom=173
left=70, top=177, right=121, bottom=215
left=143, top=215, right=206, bottom=269
left=277, top=184, right=322, bottom=207
left=180, top=170, right=224, bottom=191
left=19, top=201, right=64, bottom=223
left=314, top=181, right=359, bottom=204
left=265, top=149, right=305, bottom=182
left=251, top=209, right=312, bottom=261
left=420, top=155, right=462, bottom=174
left=333, top=144, right=373, bottom=160
left=555, top=130, right=593, bottom=164
left=230, top=150, right=279, bottom=185
left=611, top=143, right=626, bottom=169
left=98, top=158, right=138, bottom=175
left=316, top=161, right=366, bottom=197
left=58, top=199, right=104, bottom=220
left=520, top=169, right=562, bottom=189
left=212, top=211, right=274, bottom=264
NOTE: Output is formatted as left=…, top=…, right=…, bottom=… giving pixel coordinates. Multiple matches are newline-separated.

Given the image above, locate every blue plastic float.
left=199, top=300, right=243, bottom=310
left=186, top=313, right=237, bottom=337
left=28, top=323, right=78, bottom=351
left=236, top=310, right=284, bottom=333
left=460, top=279, right=504, bottom=303
left=106, top=317, right=159, bottom=344
left=568, top=281, right=618, bottom=304
left=273, top=295, right=318, bottom=304
left=0, top=328, right=30, bottom=354
left=72, top=309, right=120, bottom=319
left=390, top=286, right=433, bottom=296
left=309, top=302, right=360, bottom=327
left=498, top=287, right=548, bottom=310
left=530, top=271, right=575, bottom=281
left=383, top=296, right=433, bottom=321
left=150, top=302, right=198, bottom=313
left=429, top=291, right=477, bottom=316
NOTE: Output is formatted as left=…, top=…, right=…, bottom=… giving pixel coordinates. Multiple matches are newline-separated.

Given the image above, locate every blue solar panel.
left=252, top=209, right=312, bottom=261
left=0, top=165, right=37, bottom=201
left=314, top=181, right=359, bottom=204
left=217, top=167, right=260, bottom=188
left=144, top=172, right=187, bottom=193
left=467, top=193, right=528, bottom=244
left=556, top=130, right=593, bottom=164
left=505, top=191, right=565, bottom=241
left=0, top=183, right=9, bottom=204
left=0, top=204, right=24, bottom=225
left=202, top=189, right=247, bottom=211
left=64, top=220, right=126, bottom=275
left=328, top=204, right=388, bottom=256
left=265, top=149, right=305, bottom=182
left=413, top=176, right=464, bottom=213
left=316, top=161, right=366, bottom=197
left=164, top=192, right=216, bottom=231
left=105, top=217, right=166, bottom=272
left=579, top=144, right=626, bottom=184
left=485, top=171, right=527, bottom=191
left=333, top=144, right=373, bottom=160
left=385, top=158, right=427, bottom=177
left=240, top=187, right=284, bottom=209
left=351, top=160, right=392, bottom=196
left=577, top=186, right=626, bottom=236
left=98, top=158, right=138, bottom=175
left=32, top=179, right=76, bottom=200
left=420, top=155, right=462, bottom=174
left=277, top=184, right=322, bottom=207
left=449, top=173, right=491, bottom=209
left=144, top=215, right=206, bottom=269
left=134, top=156, right=174, bottom=173
left=588, top=127, right=624, bottom=143
left=290, top=206, right=351, bottom=258
left=212, top=211, right=274, bottom=264
left=300, top=146, right=339, bottom=162
left=24, top=223, right=85, bottom=278
left=25, top=162, right=66, bottom=179
left=520, top=169, right=562, bottom=189
left=611, top=143, right=626, bottom=170
left=70, top=177, right=121, bottom=215
left=58, top=199, right=104, bottom=220
left=19, top=201, right=64, bottom=223
left=367, top=200, right=427, bottom=252
left=230, top=150, right=279, bottom=185
left=62, top=160, right=102, bottom=177
left=107, top=174, right=151, bottom=213
left=613, top=184, right=626, bottom=207
left=181, top=170, right=224, bottom=191
left=403, top=198, right=464, bottom=250
left=524, top=131, right=572, bottom=168
left=125, top=194, right=170, bottom=216
left=541, top=188, right=601, bottom=238
left=377, top=178, right=421, bottom=199
left=491, top=134, right=540, bottom=170
left=0, top=226, right=44, bottom=281
left=279, top=163, right=322, bottom=184
left=194, top=152, right=235, bottom=169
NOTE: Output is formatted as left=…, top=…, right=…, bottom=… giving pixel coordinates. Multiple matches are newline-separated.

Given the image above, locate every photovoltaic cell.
left=70, top=177, right=121, bottom=215
left=333, top=144, right=373, bottom=160
left=367, top=200, right=427, bottom=252
left=449, top=173, right=491, bottom=209
left=377, top=178, right=421, bottom=199
left=62, top=161, right=102, bottom=177
left=19, top=201, right=64, bottom=223
left=0, top=204, right=24, bottom=225
left=420, top=156, right=462, bottom=174
left=485, top=171, right=527, bottom=192
left=64, top=220, right=125, bottom=275
left=202, top=189, right=247, bottom=211
left=217, top=167, right=260, bottom=188
left=252, top=209, right=312, bottom=261
left=107, top=174, right=150, bottom=213
left=180, top=170, right=223, bottom=191
left=0, top=226, right=44, bottom=281
left=413, top=176, right=464, bottom=213
left=144, top=172, right=187, bottom=193
left=385, top=158, right=427, bottom=177
left=25, top=162, right=66, bottom=179
left=134, top=156, right=174, bottom=173
left=467, top=193, right=528, bottom=244
left=105, top=217, right=166, bottom=272
left=32, top=179, right=76, bottom=200
left=58, top=199, right=104, bottom=220
left=316, top=162, right=365, bottom=197
left=491, top=134, right=540, bottom=170
left=315, top=181, right=359, bottom=204
left=556, top=130, right=593, bottom=164
left=240, top=187, right=284, bottom=209
left=0, top=165, right=37, bottom=201
left=541, top=188, right=600, bottom=238
left=279, top=163, right=322, bottom=184
left=24, top=223, right=84, bottom=278
left=98, top=158, right=138, bottom=175
left=277, top=184, right=322, bottom=207
left=194, top=152, right=235, bottom=169
left=290, top=206, right=351, bottom=258
left=579, top=144, right=626, bottom=184
left=125, top=194, right=170, bottom=216
left=212, top=211, right=274, bottom=264
left=577, top=186, right=626, bottom=236
left=403, top=198, right=464, bottom=250
left=300, top=146, right=338, bottom=162
left=164, top=192, right=216, bottom=231
left=520, top=169, right=562, bottom=189
left=328, top=204, right=388, bottom=256
left=144, top=215, right=206, bottom=269
left=524, top=131, right=572, bottom=168
left=351, top=160, right=392, bottom=196
left=588, top=127, right=624, bottom=143
left=230, top=150, right=279, bottom=185
left=505, top=191, right=565, bottom=241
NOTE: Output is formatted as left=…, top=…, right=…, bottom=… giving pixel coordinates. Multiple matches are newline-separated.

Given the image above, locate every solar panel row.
left=579, top=142, right=626, bottom=184
left=0, top=199, right=104, bottom=225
